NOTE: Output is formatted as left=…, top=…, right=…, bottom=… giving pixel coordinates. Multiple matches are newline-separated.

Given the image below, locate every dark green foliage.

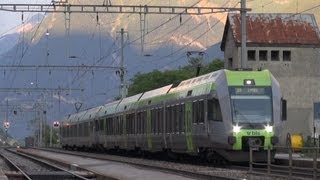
left=128, top=59, right=224, bottom=96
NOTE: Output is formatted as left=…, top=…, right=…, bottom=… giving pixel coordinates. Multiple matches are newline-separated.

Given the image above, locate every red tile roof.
left=221, top=13, right=320, bottom=51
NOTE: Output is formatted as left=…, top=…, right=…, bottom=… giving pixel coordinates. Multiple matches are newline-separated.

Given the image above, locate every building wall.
left=224, top=37, right=320, bottom=140
left=223, top=27, right=238, bottom=69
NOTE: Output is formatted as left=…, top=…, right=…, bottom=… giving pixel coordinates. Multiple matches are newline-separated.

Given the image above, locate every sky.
left=0, top=0, right=50, bottom=35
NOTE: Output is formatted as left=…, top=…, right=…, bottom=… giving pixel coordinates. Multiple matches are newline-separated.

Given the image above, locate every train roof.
left=81, top=106, right=104, bottom=121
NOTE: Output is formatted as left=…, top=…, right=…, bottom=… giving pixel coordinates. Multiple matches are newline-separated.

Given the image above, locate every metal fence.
left=248, top=146, right=320, bottom=180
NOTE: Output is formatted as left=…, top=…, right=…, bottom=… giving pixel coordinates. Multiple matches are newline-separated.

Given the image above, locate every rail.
left=6, top=148, right=93, bottom=180
left=30, top=147, right=245, bottom=180
left=0, top=149, right=32, bottom=180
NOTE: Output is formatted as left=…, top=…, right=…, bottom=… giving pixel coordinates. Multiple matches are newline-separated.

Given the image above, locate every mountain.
left=0, top=33, right=19, bottom=56
left=0, top=0, right=319, bottom=140
left=0, top=13, right=44, bottom=56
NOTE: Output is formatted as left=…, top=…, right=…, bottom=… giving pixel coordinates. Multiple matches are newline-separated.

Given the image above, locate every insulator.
left=96, top=13, right=99, bottom=23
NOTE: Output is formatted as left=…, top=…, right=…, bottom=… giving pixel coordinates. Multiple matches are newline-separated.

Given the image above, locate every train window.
left=79, top=123, right=82, bottom=137
left=199, top=100, right=204, bottom=123
left=120, top=116, right=124, bottom=135
left=107, top=118, right=112, bottom=135
left=83, top=122, right=88, bottom=136
left=127, top=114, right=131, bottom=135
left=170, top=106, right=173, bottom=133
left=151, top=109, right=155, bottom=134
left=125, top=113, right=134, bottom=135
left=109, top=118, right=113, bottom=135
left=173, top=105, right=178, bottom=133
left=193, top=101, right=204, bottom=124
left=187, top=90, right=192, bottom=96
left=137, top=112, right=141, bottom=134
left=114, top=117, right=118, bottom=135
left=106, top=118, right=109, bottom=135
left=73, top=125, right=76, bottom=137
left=70, top=125, right=73, bottom=137
left=165, top=106, right=171, bottom=133
left=81, top=123, right=85, bottom=136
left=118, top=115, right=123, bottom=135
left=141, top=112, right=144, bottom=134
left=67, top=126, right=69, bottom=137
left=126, top=114, right=130, bottom=134
left=179, top=104, right=185, bottom=133
left=208, top=98, right=222, bottom=121
left=69, top=125, right=72, bottom=137
left=158, top=108, right=163, bottom=134
left=114, top=116, right=119, bottom=135
left=131, top=113, right=135, bottom=134
left=99, top=119, right=104, bottom=131
left=144, top=111, right=147, bottom=134
left=192, top=101, right=198, bottom=123
left=94, top=120, right=99, bottom=132
left=68, top=125, right=70, bottom=137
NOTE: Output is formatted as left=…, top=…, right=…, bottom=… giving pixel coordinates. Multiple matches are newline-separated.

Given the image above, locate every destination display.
left=231, top=87, right=268, bottom=95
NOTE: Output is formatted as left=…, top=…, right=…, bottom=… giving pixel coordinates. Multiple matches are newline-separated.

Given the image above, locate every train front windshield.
left=229, top=87, right=272, bottom=124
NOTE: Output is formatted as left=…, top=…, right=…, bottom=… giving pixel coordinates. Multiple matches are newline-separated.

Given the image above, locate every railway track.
left=30, top=147, right=320, bottom=179
left=0, top=148, right=95, bottom=180
left=25, top=147, right=258, bottom=180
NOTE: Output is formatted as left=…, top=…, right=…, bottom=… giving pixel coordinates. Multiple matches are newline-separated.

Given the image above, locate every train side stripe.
left=147, top=110, right=153, bottom=150
left=185, top=102, right=194, bottom=152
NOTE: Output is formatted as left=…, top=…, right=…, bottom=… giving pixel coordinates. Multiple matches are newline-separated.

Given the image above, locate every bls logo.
left=247, top=131, right=261, bottom=136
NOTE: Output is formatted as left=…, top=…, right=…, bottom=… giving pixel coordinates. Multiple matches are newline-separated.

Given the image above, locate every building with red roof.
left=221, top=13, right=320, bottom=142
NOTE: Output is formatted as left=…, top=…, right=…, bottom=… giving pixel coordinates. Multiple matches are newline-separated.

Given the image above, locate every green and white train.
left=60, top=69, right=287, bottom=162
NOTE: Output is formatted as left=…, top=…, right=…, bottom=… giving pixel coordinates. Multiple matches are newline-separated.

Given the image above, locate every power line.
left=150, top=2, right=240, bottom=71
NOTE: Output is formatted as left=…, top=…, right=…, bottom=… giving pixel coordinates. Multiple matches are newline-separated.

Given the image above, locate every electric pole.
left=117, top=28, right=128, bottom=99
left=241, top=0, right=247, bottom=69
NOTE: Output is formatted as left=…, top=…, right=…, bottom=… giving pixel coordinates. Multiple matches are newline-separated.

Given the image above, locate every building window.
left=259, top=50, right=267, bottom=61
left=283, top=51, right=291, bottom=61
left=247, top=50, right=256, bottom=61
left=271, top=51, right=279, bottom=61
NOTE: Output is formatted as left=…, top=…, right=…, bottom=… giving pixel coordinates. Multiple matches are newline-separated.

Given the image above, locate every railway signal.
left=53, top=121, right=60, bottom=128
left=3, top=121, right=10, bottom=129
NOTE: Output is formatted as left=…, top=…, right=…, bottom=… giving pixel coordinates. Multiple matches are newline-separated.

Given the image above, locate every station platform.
left=17, top=149, right=195, bottom=180
left=275, top=153, right=320, bottom=167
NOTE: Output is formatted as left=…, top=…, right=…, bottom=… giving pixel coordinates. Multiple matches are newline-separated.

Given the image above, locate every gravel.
left=0, top=149, right=57, bottom=174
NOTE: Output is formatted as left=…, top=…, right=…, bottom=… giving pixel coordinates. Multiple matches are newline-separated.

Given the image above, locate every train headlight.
left=265, top=125, right=273, bottom=133
left=244, top=79, right=255, bottom=86
left=233, top=125, right=241, bottom=133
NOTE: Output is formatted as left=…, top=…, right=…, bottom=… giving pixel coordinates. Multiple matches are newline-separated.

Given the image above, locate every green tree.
left=127, top=59, right=224, bottom=96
